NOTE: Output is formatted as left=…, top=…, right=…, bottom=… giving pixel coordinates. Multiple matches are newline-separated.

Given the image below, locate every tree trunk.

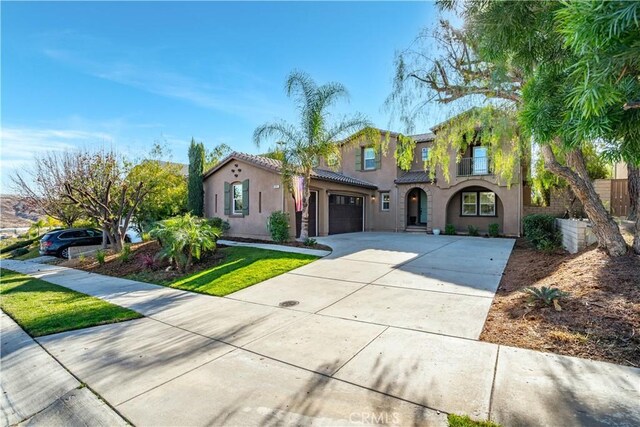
left=101, top=224, right=110, bottom=249
left=629, top=165, right=640, bottom=254
left=298, top=171, right=311, bottom=241
left=628, top=165, right=639, bottom=221
left=541, top=144, right=627, bottom=256
left=633, top=215, right=640, bottom=255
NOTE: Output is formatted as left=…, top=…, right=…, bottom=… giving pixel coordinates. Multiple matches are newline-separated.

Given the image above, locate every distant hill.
left=0, top=195, right=43, bottom=228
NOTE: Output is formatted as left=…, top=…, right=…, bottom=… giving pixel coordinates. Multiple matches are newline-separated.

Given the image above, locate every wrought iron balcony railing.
left=457, top=157, right=493, bottom=177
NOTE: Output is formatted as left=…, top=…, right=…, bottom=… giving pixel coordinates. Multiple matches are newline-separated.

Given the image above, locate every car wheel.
left=59, top=247, right=69, bottom=259
left=124, top=235, right=131, bottom=243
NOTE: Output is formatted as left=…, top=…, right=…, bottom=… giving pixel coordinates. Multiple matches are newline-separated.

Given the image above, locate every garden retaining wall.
left=555, top=218, right=597, bottom=254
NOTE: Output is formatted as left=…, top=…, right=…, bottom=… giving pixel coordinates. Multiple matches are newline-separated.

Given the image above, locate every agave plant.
left=150, top=213, right=221, bottom=272
left=523, top=286, right=569, bottom=306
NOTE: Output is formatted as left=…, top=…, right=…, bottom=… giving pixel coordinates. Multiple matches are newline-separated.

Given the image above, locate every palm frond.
left=253, top=121, right=301, bottom=148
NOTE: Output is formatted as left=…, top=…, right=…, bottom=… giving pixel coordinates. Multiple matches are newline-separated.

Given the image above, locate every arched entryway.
left=406, top=188, right=428, bottom=227
left=445, top=185, right=504, bottom=234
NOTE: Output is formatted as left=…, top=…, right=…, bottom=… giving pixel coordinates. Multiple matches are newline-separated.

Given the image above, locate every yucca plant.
left=523, top=286, right=569, bottom=306
left=150, top=213, right=221, bottom=272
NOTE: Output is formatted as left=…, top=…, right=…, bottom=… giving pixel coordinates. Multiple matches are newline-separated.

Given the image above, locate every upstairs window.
left=363, top=147, right=376, bottom=170
left=421, top=147, right=430, bottom=162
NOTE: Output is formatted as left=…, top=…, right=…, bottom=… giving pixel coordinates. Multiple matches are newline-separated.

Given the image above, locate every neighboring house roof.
left=204, top=151, right=378, bottom=189
left=409, top=133, right=436, bottom=143
left=394, top=171, right=434, bottom=185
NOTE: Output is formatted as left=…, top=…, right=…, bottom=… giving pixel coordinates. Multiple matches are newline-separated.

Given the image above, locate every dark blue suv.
left=39, top=228, right=103, bottom=258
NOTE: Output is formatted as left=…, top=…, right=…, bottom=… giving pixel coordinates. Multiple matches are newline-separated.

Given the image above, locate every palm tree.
left=29, top=218, right=46, bottom=237
left=254, top=71, right=373, bottom=240
left=150, top=213, right=221, bottom=272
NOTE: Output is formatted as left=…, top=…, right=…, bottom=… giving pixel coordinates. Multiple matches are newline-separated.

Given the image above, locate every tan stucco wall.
left=204, top=159, right=285, bottom=239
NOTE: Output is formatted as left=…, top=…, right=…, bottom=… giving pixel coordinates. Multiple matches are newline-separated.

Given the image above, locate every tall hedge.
left=187, top=138, right=205, bottom=216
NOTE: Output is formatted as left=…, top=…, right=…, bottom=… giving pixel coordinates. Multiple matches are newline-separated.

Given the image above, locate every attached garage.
left=328, top=194, right=364, bottom=234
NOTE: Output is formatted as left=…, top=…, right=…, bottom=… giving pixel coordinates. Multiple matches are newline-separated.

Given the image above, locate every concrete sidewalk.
left=2, top=232, right=639, bottom=427
left=0, top=312, right=127, bottom=426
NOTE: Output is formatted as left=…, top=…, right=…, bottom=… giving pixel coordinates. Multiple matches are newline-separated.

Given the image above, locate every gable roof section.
left=408, top=132, right=436, bottom=143
left=204, top=151, right=377, bottom=189
left=204, top=152, right=281, bottom=178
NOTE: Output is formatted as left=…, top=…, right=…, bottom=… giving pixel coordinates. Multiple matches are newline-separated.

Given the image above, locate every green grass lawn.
left=130, top=246, right=318, bottom=296
left=0, top=269, right=142, bottom=337
left=448, top=414, right=501, bottom=427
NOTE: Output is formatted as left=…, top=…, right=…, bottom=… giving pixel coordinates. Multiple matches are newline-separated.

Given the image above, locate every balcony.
left=457, top=157, right=493, bottom=177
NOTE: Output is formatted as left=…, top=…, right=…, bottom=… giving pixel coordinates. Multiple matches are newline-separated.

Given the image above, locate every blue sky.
left=1, top=1, right=447, bottom=193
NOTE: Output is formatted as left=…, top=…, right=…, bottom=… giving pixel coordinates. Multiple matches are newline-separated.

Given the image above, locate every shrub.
left=139, top=253, right=155, bottom=269
left=523, top=286, right=569, bottom=306
left=208, top=217, right=230, bottom=234
left=141, top=232, right=152, bottom=242
left=467, top=225, right=480, bottom=236
left=523, top=214, right=562, bottom=251
left=267, top=211, right=290, bottom=243
left=95, top=249, right=106, bottom=265
left=119, top=244, right=132, bottom=262
left=303, top=237, right=317, bottom=247
left=488, top=223, right=500, bottom=237
left=78, top=254, right=86, bottom=262
left=444, top=224, right=457, bottom=235
left=11, top=247, right=29, bottom=257
left=0, top=236, right=38, bottom=254
left=151, top=213, right=221, bottom=272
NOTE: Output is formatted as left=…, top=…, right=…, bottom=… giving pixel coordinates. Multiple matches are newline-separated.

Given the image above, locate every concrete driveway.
left=231, top=232, right=513, bottom=339
left=3, top=233, right=639, bottom=426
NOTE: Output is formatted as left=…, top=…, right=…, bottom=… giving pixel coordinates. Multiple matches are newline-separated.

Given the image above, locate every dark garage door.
left=296, top=191, right=317, bottom=238
left=329, top=194, right=363, bottom=235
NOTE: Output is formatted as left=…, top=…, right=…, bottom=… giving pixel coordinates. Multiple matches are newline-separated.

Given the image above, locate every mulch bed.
left=221, top=236, right=332, bottom=252
left=61, top=241, right=226, bottom=283
left=480, top=238, right=640, bottom=367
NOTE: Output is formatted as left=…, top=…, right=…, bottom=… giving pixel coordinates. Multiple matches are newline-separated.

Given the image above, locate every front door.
left=419, top=191, right=428, bottom=224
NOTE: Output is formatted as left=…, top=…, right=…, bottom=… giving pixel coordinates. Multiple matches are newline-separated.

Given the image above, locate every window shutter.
left=242, top=179, right=250, bottom=216
left=355, top=148, right=362, bottom=171
left=375, top=149, right=381, bottom=170
left=224, top=182, right=231, bottom=215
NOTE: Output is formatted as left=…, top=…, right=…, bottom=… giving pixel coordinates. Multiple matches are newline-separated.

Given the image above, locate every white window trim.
left=232, top=183, right=243, bottom=215
left=479, top=191, right=496, bottom=216
left=381, top=192, right=390, bottom=211
left=363, top=147, right=376, bottom=170
left=461, top=191, right=478, bottom=216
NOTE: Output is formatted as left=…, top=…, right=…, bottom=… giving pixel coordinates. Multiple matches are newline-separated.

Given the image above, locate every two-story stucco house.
left=203, top=125, right=523, bottom=239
